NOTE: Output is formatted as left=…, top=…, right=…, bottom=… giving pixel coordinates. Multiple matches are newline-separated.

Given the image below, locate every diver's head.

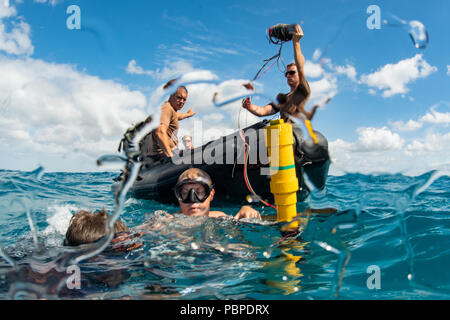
left=174, top=168, right=215, bottom=216
left=64, top=208, right=129, bottom=246
left=285, top=63, right=299, bottom=90
left=169, top=86, right=188, bottom=111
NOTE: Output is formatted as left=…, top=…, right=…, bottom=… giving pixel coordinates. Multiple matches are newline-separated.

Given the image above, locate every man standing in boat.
left=141, top=86, right=195, bottom=160
left=242, top=24, right=319, bottom=122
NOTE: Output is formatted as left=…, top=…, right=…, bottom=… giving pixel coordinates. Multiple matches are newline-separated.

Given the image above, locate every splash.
left=295, top=209, right=358, bottom=298
left=393, top=171, right=450, bottom=296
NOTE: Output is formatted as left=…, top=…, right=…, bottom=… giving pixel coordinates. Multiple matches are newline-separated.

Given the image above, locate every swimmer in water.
left=172, top=168, right=262, bottom=220
left=64, top=208, right=144, bottom=252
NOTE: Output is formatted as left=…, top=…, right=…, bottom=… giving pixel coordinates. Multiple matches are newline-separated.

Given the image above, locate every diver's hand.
left=242, top=97, right=251, bottom=109
left=291, top=24, right=304, bottom=42
left=234, top=206, right=262, bottom=220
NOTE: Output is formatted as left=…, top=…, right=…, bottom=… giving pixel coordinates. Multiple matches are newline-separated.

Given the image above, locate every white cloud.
left=405, top=132, right=450, bottom=154
left=360, top=54, right=437, bottom=98
left=0, top=1, right=33, bottom=55
left=389, top=119, right=423, bottom=132
left=329, top=122, right=450, bottom=176
left=304, top=60, right=323, bottom=78
left=447, top=65, right=450, bottom=76
left=420, top=106, right=450, bottom=125
left=329, top=127, right=405, bottom=174
left=389, top=103, right=450, bottom=132
left=126, top=59, right=219, bottom=84
left=352, top=127, right=404, bottom=152
left=126, top=59, right=154, bottom=76
left=335, top=64, right=357, bottom=81
left=312, top=48, right=321, bottom=61
left=0, top=56, right=148, bottom=168
left=308, top=74, right=338, bottom=105
left=304, top=56, right=358, bottom=105
left=127, top=59, right=195, bottom=79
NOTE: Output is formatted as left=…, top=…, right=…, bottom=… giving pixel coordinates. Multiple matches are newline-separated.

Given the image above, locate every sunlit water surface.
left=0, top=169, right=449, bottom=300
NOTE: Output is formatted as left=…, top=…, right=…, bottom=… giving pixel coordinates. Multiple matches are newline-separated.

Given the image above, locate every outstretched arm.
left=242, top=98, right=278, bottom=117
left=177, top=108, right=195, bottom=121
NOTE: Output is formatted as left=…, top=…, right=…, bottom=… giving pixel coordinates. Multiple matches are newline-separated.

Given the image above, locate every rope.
left=238, top=128, right=277, bottom=210
left=251, top=43, right=284, bottom=82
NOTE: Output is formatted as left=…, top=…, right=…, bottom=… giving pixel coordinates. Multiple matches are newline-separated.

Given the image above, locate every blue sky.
left=0, top=0, right=449, bottom=175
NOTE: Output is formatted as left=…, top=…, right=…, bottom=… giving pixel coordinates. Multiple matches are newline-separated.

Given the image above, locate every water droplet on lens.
left=383, top=13, right=429, bottom=49
left=408, top=20, right=428, bottom=49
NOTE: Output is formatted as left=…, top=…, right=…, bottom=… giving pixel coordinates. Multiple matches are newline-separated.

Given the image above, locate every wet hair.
left=65, top=208, right=129, bottom=246
left=177, top=168, right=213, bottom=187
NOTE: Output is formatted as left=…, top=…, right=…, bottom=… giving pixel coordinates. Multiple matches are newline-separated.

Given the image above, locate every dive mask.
left=173, top=177, right=214, bottom=203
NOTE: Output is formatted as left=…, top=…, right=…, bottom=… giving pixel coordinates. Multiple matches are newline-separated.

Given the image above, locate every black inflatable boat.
left=113, top=120, right=330, bottom=204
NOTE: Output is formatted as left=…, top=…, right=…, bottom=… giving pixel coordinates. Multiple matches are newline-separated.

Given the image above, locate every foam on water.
left=43, top=205, right=78, bottom=236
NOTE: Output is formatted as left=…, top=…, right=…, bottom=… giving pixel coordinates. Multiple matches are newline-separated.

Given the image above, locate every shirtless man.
left=141, top=86, right=195, bottom=159
left=242, top=24, right=319, bottom=122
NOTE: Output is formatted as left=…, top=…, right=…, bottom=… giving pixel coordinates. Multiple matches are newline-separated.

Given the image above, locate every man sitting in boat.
left=242, top=24, right=319, bottom=122
left=140, top=86, right=195, bottom=161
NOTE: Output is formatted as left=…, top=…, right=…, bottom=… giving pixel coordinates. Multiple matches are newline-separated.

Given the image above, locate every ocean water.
left=0, top=168, right=449, bottom=300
